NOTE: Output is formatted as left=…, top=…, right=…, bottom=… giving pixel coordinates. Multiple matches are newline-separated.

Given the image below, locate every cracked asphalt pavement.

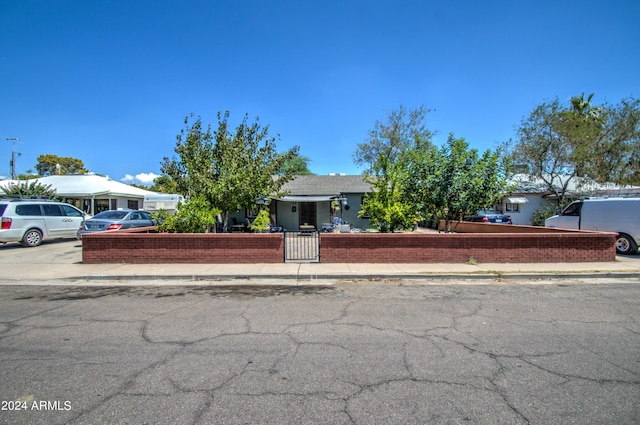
left=1, top=281, right=639, bottom=424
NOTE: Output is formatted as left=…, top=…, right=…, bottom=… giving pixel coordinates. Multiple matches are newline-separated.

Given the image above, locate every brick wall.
left=81, top=228, right=617, bottom=264
left=82, top=231, right=284, bottom=264
left=320, top=232, right=617, bottom=263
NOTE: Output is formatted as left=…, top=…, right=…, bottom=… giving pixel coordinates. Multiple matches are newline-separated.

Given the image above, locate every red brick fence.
left=81, top=226, right=617, bottom=264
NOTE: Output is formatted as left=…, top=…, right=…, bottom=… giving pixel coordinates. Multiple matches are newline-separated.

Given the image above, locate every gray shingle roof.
left=281, top=175, right=372, bottom=196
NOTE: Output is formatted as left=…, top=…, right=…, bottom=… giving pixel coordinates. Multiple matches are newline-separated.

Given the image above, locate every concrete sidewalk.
left=66, top=259, right=640, bottom=282
left=0, top=240, right=639, bottom=283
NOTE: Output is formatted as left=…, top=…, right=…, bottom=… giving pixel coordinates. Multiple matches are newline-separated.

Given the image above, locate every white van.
left=545, top=198, right=640, bottom=255
left=0, top=198, right=87, bottom=247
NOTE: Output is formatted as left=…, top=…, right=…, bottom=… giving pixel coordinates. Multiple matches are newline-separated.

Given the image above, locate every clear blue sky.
left=1, top=0, right=638, bottom=185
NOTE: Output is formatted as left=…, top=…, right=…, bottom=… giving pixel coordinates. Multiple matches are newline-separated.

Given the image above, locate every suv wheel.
left=21, top=229, right=43, bottom=247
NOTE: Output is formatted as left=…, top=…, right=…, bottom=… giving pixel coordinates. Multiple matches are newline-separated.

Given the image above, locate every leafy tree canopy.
left=357, top=105, right=434, bottom=232
left=276, top=153, right=314, bottom=175
left=510, top=93, right=640, bottom=204
left=357, top=106, right=504, bottom=233
left=148, top=174, right=179, bottom=194
left=354, top=104, right=435, bottom=172
left=161, top=111, right=299, bottom=232
left=1, top=181, right=58, bottom=199
left=405, top=134, right=506, bottom=232
left=35, top=154, right=88, bottom=176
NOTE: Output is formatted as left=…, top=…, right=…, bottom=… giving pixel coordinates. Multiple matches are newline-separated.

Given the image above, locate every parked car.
left=545, top=198, right=639, bottom=255
left=77, top=210, right=156, bottom=238
left=464, top=212, right=512, bottom=224
left=0, top=198, right=87, bottom=247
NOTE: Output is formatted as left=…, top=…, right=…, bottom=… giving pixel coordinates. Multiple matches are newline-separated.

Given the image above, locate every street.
left=0, top=280, right=639, bottom=424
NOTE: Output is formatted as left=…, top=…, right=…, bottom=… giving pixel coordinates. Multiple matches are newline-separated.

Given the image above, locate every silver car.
left=77, top=210, right=155, bottom=237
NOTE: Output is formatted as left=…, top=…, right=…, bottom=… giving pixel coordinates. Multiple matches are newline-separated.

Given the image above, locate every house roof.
left=506, top=174, right=638, bottom=196
left=1, top=174, right=157, bottom=198
left=281, top=175, right=372, bottom=196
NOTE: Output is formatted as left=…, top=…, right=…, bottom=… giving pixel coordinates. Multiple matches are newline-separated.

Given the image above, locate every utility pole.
left=6, top=138, right=21, bottom=180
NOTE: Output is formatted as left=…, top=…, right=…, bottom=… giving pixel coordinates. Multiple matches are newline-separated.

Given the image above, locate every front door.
left=299, top=202, right=316, bottom=229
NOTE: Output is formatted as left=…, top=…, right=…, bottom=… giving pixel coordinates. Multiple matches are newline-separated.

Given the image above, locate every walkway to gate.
left=284, top=230, right=320, bottom=262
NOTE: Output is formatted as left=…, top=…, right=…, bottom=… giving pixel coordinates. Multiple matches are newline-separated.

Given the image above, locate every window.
left=127, top=200, right=139, bottom=209
left=95, top=200, right=110, bottom=213
left=15, top=204, right=42, bottom=216
left=42, top=204, right=63, bottom=216
left=505, top=203, right=520, bottom=213
left=61, top=205, right=83, bottom=217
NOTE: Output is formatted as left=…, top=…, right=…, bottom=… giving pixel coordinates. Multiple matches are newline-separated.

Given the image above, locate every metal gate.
left=284, top=230, right=320, bottom=262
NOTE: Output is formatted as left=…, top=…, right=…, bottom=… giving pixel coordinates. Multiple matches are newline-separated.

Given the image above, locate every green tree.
left=567, top=95, right=640, bottom=185
left=356, top=105, right=434, bottom=232
left=359, top=153, right=422, bottom=232
left=512, top=94, right=640, bottom=205
left=0, top=180, right=58, bottom=199
left=149, top=174, right=179, bottom=194
left=161, top=112, right=299, bottom=232
left=277, top=153, right=314, bottom=175
left=16, top=170, right=40, bottom=180
left=406, top=134, right=506, bottom=232
left=353, top=104, right=435, bottom=172
left=35, top=154, right=87, bottom=175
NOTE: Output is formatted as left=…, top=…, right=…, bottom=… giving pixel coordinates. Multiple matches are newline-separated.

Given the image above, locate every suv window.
left=42, top=204, right=63, bottom=216
left=0, top=203, right=7, bottom=215
left=61, top=205, right=83, bottom=217
left=15, top=204, right=43, bottom=216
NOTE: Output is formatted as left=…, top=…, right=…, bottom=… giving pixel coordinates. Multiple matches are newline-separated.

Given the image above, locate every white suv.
left=0, top=198, right=86, bottom=247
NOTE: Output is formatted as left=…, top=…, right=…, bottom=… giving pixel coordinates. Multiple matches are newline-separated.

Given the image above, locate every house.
left=230, top=175, right=373, bottom=231
left=501, top=174, right=640, bottom=225
left=0, top=174, right=160, bottom=215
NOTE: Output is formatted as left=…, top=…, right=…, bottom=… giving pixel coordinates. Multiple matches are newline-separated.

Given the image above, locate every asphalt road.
left=1, top=281, right=639, bottom=425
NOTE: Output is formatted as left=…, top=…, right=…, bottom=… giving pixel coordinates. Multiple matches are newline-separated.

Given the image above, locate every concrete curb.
left=61, top=271, right=640, bottom=282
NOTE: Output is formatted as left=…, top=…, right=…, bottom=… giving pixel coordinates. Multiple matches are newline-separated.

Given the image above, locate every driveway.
left=0, top=239, right=82, bottom=265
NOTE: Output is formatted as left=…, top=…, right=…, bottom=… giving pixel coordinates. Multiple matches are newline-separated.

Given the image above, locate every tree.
left=512, top=99, right=576, bottom=206
left=512, top=94, right=640, bottom=205
left=35, top=154, right=87, bottom=175
left=353, top=104, right=435, bottom=172
left=149, top=174, right=179, bottom=194
left=359, top=152, right=422, bottom=232
left=405, top=134, right=506, bottom=232
left=356, top=105, right=434, bottom=232
left=277, top=153, right=314, bottom=175
left=161, top=112, right=299, bottom=232
left=568, top=96, right=640, bottom=185
left=1, top=180, right=58, bottom=199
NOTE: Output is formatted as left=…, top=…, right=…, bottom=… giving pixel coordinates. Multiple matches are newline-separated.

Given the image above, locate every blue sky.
left=1, top=1, right=638, bottom=185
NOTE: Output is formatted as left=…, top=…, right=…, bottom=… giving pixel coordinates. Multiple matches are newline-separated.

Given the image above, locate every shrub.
left=153, top=195, right=220, bottom=233
left=250, top=210, right=271, bottom=232
left=531, top=204, right=561, bottom=227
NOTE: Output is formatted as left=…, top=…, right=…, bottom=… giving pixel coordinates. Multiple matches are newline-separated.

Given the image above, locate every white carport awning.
left=276, top=196, right=337, bottom=202
left=506, top=197, right=529, bottom=204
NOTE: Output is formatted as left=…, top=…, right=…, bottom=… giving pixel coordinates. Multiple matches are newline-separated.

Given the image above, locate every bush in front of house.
left=153, top=195, right=220, bottom=233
